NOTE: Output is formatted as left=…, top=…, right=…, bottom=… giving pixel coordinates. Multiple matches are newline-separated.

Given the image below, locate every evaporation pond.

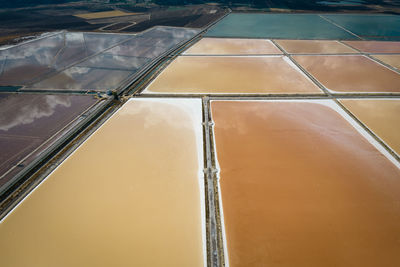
left=275, top=40, right=357, bottom=54
left=340, top=99, right=400, bottom=155
left=373, top=55, right=400, bottom=70
left=293, top=55, right=400, bottom=93
left=0, top=98, right=205, bottom=267
left=343, top=41, right=400, bottom=53
left=211, top=100, right=400, bottom=267
left=0, top=93, right=98, bottom=192
left=184, top=38, right=282, bottom=55
left=144, top=56, right=322, bottom=94
left=323, top=14, right=400, bottom=40
left=206, top=13, right=357, bottom=39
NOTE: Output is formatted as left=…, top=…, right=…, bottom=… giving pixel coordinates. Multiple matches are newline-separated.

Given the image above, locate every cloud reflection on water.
left=0, top=95, right=71, bottom=131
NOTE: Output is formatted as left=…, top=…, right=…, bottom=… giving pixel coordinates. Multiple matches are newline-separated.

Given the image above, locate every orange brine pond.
left=211, top=100, right=400, bottom=267
left=184, top=38, right=282, bottom=55
left=0, top=98, right=205, bottom=267
left=373, top=54, right=400, bottom=70
left=144, top=56, right=323, bottom=94
left=340, top=99, right=400, bottom=156
left=275, top=40, right=357, bottom=54
left=293, top=55, right=400, bottom=93
left=343, top=41, right=400, bottom=54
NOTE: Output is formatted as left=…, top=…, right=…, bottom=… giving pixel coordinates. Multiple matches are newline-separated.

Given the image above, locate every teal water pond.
left=206, top=13, right=359, bottom=39
left=323, top=14, right=400, bottom=40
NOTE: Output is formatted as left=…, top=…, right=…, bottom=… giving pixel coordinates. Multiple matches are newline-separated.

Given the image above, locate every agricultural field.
left=74, top=10, right=141, bottom=20
left=0, top=2, right=226, bottom=46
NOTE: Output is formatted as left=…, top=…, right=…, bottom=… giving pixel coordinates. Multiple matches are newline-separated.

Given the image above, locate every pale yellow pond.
left=341, top=99, right=400, bottom=155
left=144, top=56, right=323, bottom=94
left=0, top=98, right=205, bottom=267
left=184, top=38, right=282, bottom=55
